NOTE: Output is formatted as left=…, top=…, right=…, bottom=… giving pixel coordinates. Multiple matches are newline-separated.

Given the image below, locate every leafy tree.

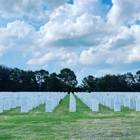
left=35, top=69, right=49, bottom=91
left=0, top=65, right=13, bottom=91
left=117, top=74, right=128, bottom=91
left=124, top=72, right=135, bottom=91
left=97, top=77, right=106, bottom=91
left=81, top=75, right=96, bottom=92
left=10, top=68, right=23, bottom=91
left=109, top=75, right=120, bottom=91
left=1, top=64, right=140, bottom=92
left=10, top=68, right=38, bottom=91
left=99, top=74, right=120, bottom=91
left=74, top=85, right=85, bottom=92
left=58, top=68, right=78, bottom=92
left=46, top=72, right=64, bottom=91
left=20, top=70, right=38, bottom=91
left=134, top=70, right=140, bottom=91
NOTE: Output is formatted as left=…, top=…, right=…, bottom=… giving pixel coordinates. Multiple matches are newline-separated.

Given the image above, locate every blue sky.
left=0, top=0, right=140, bottom=84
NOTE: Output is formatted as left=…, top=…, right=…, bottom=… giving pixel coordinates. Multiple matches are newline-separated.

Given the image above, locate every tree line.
left=0, top=64, right=140, bottom=92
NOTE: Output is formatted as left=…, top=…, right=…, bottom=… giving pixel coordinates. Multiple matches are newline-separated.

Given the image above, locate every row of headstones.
left=75, top=92, right=140, bottom=111
left=93, top=92, right=140, bottom=111
left=69, top=93, right=76, bottom=112
left=0, top=92, right=40, bottom=113
left=0, top=92, right=67, bottom=113
left=45, top=93, right=67, bottom=112
left=75, top=93, right=99, bottom=111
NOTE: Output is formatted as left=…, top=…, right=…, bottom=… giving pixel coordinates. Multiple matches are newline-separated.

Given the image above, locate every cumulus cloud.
left=38, top=0, right=108, bottom=48
left=27, top=48, right=79, bottom=67
left=108, top=26, right=136, bottom=50
left=0, top=20, right=37, bottom=49
left=0, top=20, right=39, bottom=64
left=79, top=46, right=116, bottom=66
left=107, top=0, right=140, bottom=26
left=0, top=45, right=7, bottom=56
left=1, top=0, right=140, bottom=80
left=38, top=13, right=105, bottom=47
left=0, top=0, right=68, bottom=20
left=45, top=0, right=68, bottom=10
left=126, top=43, right=140, bottom=64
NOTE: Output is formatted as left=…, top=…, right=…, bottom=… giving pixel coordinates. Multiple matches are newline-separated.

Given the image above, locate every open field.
left=0, top=94, right=140, bottom=140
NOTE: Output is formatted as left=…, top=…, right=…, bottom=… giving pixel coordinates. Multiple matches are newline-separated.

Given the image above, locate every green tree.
left=20, top=70, right=38, bottom=91
left=10, top=68, right=23, bottom=91
left=58, top=68, right=78, bottom=92
left=117, top=74, right=128, bottom=91
left=35, top=69, right=49, bottom=91
left=124, top=72, right=135, bottom=91
left=11, top=69, right=38, bottom=91
left=134, top=70, right=140, bottom=91
left=0, top=65, right=13, bottom=91
left=81, top=75, right=96, bottom=92
left=46, top=72, right=64, bottom=91
left=97, top=77, right=106, bottom=91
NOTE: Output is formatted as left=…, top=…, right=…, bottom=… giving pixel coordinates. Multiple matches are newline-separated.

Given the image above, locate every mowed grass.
left=0, top=94, right=140, bottom=140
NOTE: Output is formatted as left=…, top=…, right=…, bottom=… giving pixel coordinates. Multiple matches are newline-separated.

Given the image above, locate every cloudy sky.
left=0, top=0, right=140, bottom=84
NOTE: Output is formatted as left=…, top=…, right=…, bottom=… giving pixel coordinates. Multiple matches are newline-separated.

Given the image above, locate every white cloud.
left=107, top=0, right=140, bottom=26
left=0, top=0, right=68, bottom=20
left=0, top=20, right=37, bottom=52
left=34, top=52, right=41, bottom=57
left=45, top=0, right=68, bottom=10
left=40, top=0, right=105, bottom=46
left=1, top=0, right=140, bottom=82
left=106, top=24, right=140, bottom=65
left=27, top=48, right=79, bottom=66
left=79, top=46, right=111, bottom=65
left=0, top=45, right=7, bottom=56
left=127, top=45, right=140, bottom=63
left=80, top=48, right=97, bottom=65
left=106, top=57, right=115, bottom=64
left=60, top=52, right=79, bottom=67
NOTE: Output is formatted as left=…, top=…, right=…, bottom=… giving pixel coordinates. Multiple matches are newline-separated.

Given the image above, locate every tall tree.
left=20, top=70, right=38, bottom=91
left=97, top=77, right=106, bottom=91
left=117, top=74, right=128, bottom=91
left=11, top=69, right=39, bottom=91
left=134, top=70, right=140, bottom=91
left=81, top=75, right=96, bottom=92
left=124, top=72, right=135, bottom=91
left=10, top=68, right=23, bottom=91
left=58, top=68, right=78, bottom=92
left=35, top=69, right=49, bottom=91
left=46, top=72, right=64, bottom=91
left=0, top=65, right=13, bottom=91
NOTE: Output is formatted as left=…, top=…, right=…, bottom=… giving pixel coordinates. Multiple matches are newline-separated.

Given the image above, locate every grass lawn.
left=0, top=94, right=140, bottom=140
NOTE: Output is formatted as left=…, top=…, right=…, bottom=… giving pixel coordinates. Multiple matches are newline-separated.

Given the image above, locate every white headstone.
left=16, top=97, right=21, bottom=107
left=124, top=98, right=129, bottom=107
left=11, top=97, right=16, bottom=108
left=91, top=99, right=99, bottom=111
left=129, top=99, right=135, bottom=109
left=69, top=94, right=76, bottom=112
left=21, top=100, right=28, bottom=113
left=106, top=98, right=110, bottom=107
left=3, top=98, right=10, bottom=110
left=136, top=100, right=140, bottom=111
left=114, top=100, right=121, bottom=111
left=46, top=99, right=52, bottom=112
left=0, top=99, right=3, bottom=113
left=110, top=98, right=114, bottom=109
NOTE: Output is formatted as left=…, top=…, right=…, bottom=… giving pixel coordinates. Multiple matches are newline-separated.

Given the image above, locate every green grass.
left=0, top=94, right=140, bottom=140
